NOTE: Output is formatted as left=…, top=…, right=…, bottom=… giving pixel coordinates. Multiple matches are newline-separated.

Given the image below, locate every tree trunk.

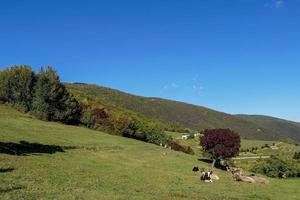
left=212, top=159, right=216, bottom=168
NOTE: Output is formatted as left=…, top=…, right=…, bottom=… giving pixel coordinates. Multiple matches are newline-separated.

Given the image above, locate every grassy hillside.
left=238, top=115, right=300, bottom=144
left=166, top=131, right=299, bottom=158
left=66, top=83, right=300, bottom=143
left=1, top=105, right=300, bottom=200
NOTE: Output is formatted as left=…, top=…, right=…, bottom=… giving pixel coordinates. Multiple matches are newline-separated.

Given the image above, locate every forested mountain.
left=66, top=83, right=300, bottom=143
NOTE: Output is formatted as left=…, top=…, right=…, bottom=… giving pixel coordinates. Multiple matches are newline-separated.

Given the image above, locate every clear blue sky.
left=0, top=0, right=299, bottom=122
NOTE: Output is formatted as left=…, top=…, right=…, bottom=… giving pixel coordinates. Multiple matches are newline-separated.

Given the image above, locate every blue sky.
left=0, top=0, right=299, bottom=122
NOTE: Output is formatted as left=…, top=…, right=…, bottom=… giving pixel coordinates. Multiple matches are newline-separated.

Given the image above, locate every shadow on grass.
left=198, top=158, right=212, bottom=164
left=0, top=141, right=64, bottom=156
left=0, top=167, right=14, bottom=173
left=0, top=186, right=23, bottom=194
left=197, top=158, right=228, bottom=171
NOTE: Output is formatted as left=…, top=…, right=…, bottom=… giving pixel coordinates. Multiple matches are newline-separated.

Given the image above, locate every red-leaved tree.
left=200, top=129, right=241, bottom=168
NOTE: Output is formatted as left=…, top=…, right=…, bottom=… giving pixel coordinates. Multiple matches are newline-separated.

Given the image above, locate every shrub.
left=251, top=155, right=300, bottom=178
left=183, top=128, right=193, bottom=133
left=293, top=152, right=300, bottom=160
left=261, top=144, right=270, bottom=149
left=223, top=159, right=236, bottom=168
left=91, top=107, right=118, bottom=134
left=80, top=104, right=171, bottom=146
left=188, top=133, right=195, bottom=139
left=170, top=140, right=195, bottom=155
left=122, top=119, right=171, bottom=146
left=143, top=124, right=170, bottom=145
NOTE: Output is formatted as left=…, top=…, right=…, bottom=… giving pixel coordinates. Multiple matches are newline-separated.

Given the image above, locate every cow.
left=192, top=166, right=200, bottom=173
left=200, top=170, right=220, bottom=183
left=278, top=171, right=287, bottom=179
left=201, top=171, right=213, bottom=183
left=229, top=168, right=269, bottom=184
left=249, top=174, right=270, bottom=184
left=210, top=171, right=220, bottom=181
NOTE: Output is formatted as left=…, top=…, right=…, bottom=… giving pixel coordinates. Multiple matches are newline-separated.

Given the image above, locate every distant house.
left=194, top=132, right=200, bottom=138
left=181, top=134, right=189, bottom=140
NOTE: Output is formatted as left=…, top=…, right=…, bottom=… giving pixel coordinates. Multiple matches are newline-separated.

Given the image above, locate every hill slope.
left=237, top=115, right=300, bottom=144
left=1, top=105, right=300, bottom=200
left=66, top=83, right=300, bottom=143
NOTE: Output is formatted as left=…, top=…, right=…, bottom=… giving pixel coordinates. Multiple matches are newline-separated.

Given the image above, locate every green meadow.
left=1, top=105, right=300, bottom=200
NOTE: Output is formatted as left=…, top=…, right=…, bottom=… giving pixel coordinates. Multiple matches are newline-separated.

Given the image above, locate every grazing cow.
left=192, top=166, right=200, bottom=173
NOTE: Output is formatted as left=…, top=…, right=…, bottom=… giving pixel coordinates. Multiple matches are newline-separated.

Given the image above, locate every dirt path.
left=233, top=156, right=270, bottom=160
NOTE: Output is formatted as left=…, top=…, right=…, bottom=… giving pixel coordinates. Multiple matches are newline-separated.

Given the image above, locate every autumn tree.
left=200, top=129, right=241, bottom=168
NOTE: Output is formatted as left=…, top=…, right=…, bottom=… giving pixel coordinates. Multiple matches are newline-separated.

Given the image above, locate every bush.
left=251, top=155, right=300, bottom=178
left=165, top=125, right=187, bottom=133
left=143, top=124, right=170, bottom=145
left=261, top=144, right=270, bottom=149
left=121, top=119, right=171, bottom=146
left=222, top=159, right=236, bottom=168
left=170, top=140, right=195, bottom=155
left=188, top=133, right=195, bottom=139
left=80, top=104, right=171, bottom=146
left=81, top=105, right=106, bottom=129
left=293, top=152, right=300, bottom=160
left=91, top=107, right=118, bottom=134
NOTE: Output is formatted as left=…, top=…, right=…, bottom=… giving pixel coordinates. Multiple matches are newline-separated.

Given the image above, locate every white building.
left=194, top=132, right=200, bottom=137
left=181, top=134, right=189, bottom=140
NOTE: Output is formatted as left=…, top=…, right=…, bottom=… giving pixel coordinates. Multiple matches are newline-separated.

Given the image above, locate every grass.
left=240, top=140, right=275, bottom=150
left=1, top=105, right=300, bottom=200
left=166, top=131, right=299, bottom=156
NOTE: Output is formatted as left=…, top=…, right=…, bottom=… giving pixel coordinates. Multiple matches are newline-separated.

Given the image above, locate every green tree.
left=0, top=65, right=35, bottom=110
left=32, top=67, right=81, bottom=124
left=0, top=69, right=10, bottom=102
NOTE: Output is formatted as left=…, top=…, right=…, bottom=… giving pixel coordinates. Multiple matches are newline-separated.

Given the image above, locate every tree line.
left=0, top=65, right=172, bottom=147
left=0, top=65, right=81, bottom=124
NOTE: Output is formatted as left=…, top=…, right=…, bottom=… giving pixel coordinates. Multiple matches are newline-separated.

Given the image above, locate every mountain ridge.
left=66, top=83, right=300, bottom=143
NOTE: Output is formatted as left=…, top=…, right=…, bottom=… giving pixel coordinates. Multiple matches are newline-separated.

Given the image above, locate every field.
left=166, top=131, right=299, bottom=157
left=1, top=105, right=300, bottom=200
